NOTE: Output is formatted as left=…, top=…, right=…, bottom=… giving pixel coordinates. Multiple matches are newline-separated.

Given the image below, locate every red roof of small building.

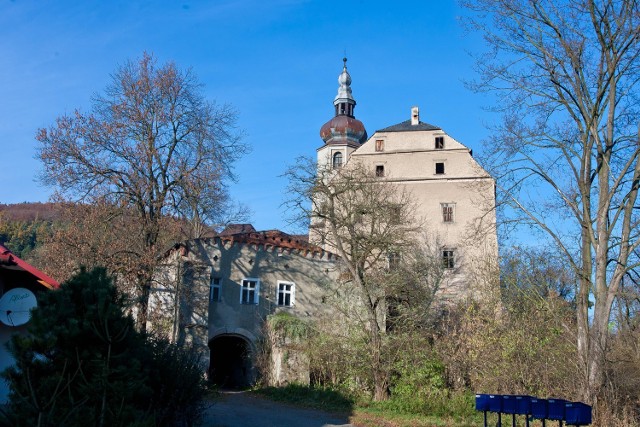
left=168, top=225, right=337, bottom=260
left=218, top=229, right=318, bottom=252
left=0, top=244, right=59, bottom=289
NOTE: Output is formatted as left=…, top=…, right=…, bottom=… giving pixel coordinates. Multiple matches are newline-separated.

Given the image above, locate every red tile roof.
left=0, top=244, right=59, bottom=289
left=218, top=229, right=319, bottom=253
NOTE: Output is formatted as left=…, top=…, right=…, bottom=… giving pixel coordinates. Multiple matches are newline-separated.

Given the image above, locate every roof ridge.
left=376, top=119, right=441, bottom=133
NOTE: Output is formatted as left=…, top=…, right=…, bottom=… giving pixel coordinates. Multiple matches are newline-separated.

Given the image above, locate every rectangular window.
left=210, top=277, right=221, bottom=301
left=387, top=252, right=400, bottom=270
left=332, top=152, right=343, bottom=169
left=435, top=136, right=445, bottom=149
left=375, top=139, right=384, bottom=152
left=442, top=250, right=455, bottom=269
left=376, top=165, right=385, bottom=177
left=435, top=162, right=445, bottom=174
left=441, top=203, right=454, bottom=223
left=240, top=279, right=259, bottom=304
left=277, top=281, right=295, bottom=307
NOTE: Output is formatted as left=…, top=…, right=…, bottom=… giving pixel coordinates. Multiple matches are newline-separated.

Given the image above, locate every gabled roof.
left=376, top=120, right=441, bottom=133
left=0, top=244, right=59, bottom=289
left=219, top=223, right=256, bottom=236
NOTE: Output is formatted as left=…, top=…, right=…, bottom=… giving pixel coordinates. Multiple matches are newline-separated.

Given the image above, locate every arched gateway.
left=208, top=334, right=254, bottom=389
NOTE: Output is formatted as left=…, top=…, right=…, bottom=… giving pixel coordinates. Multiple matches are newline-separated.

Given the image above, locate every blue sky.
left=0, top=0, right=496, bottom=233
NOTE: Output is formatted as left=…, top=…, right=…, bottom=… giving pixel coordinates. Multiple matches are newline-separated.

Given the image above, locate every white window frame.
left=441, top=203, right=455, bottom=223
left=210, top=277, right=222, bottom=302
left=240, top=278, right=260, bottom=304
left=276, top=281, right=295, bottom=307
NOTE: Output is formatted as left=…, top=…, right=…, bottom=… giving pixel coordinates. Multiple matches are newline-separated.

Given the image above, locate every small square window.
left=441, top=203, right=454, bottom=223
left=376, top=165, right=385, bottom=177
left=435, top=136, right=445, bottom=149
left=277, top=281, right=295, bottom=307
left=435, top=162, right=445, bottom=174
left=375, top=139, right=384, bottom=152
left=210, top=277, right=221, bottom=301
left=442, top=250, right=455, bottom=269
left=241, top=279, right=259, bottom=304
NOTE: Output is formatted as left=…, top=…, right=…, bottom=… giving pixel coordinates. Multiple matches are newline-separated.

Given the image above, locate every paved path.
left=202, top=390, right=354, bottom=427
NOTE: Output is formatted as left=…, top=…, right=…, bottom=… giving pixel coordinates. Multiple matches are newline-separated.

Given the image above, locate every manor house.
left=150, top=59, right=498, bottom=388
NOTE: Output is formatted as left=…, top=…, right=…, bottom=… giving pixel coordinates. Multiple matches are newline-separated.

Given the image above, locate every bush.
left=0, top=267, right=206, bottom=427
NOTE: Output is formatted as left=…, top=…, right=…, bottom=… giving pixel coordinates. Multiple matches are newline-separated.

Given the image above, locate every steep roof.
left=0, top=244, right=59, bottom=289
left=376, top=120, right=441, bottom=133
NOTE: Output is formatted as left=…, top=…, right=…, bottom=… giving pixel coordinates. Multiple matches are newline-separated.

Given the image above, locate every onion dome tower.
left=318, top=58, right=368, bottom=170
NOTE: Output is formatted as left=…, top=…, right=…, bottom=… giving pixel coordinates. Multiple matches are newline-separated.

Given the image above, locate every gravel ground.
left=201, top=390, right=354, bottom=427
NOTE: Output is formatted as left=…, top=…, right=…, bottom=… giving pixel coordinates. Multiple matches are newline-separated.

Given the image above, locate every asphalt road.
left=202, top=391, right=354, bottom=427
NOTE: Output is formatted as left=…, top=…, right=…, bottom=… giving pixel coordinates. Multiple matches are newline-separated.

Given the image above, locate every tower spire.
left=334, top=57, right=356, bottom=117
left=319, top=58, right=367, bottom=146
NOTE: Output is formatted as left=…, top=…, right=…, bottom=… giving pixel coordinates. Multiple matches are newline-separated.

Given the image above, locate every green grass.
left=253, top=383, right=354, bottom=413
left=252, top=384, right=491, bottom=427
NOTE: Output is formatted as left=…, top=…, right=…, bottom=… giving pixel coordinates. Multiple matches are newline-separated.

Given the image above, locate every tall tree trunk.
left=369, top=313, right=388, bottom=401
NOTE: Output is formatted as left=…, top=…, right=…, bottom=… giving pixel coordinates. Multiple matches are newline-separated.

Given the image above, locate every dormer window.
left=435, top=136, right=444, bottom=149
left=333, top=152, right=343, bottom=169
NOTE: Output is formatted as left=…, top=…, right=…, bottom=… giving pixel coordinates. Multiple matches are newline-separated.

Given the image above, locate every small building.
left=0, top=244, right=59, bottom=402
left=150, top=226, right=340, bottom=387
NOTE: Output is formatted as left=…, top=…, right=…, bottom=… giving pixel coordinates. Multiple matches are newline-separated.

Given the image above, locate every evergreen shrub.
left=0, top=267, right=206, bottom=427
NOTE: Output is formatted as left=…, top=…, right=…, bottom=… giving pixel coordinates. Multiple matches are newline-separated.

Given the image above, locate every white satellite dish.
left=0, top=288, right=38, bottom=327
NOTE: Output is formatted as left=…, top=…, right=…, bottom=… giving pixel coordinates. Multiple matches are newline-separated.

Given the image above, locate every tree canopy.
left=464, top=0, right=640, bottom=404
left=285, top=158, right=445, bottom=401
left=36, top=53, right=247, bottom=330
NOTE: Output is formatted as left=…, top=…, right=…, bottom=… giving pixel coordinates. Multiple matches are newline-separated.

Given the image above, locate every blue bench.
left=475, top=394, right=592, bottom=426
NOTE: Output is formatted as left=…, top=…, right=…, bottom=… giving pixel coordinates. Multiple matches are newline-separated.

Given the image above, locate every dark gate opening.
left=209, top=335, right=252, bottom=389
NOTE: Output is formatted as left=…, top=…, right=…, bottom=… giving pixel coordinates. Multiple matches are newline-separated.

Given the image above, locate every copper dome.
left=319, top=114, right=367, bottom=145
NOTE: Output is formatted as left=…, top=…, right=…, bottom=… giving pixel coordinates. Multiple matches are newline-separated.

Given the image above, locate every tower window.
left=441, top=203, right=455, bottom=223
left=435, top=136, right=445, bottom=149
left=376, top=165, right=385, bottom=177
left=442, top=249, right=455, bottom=269
left=387, top=252, right=400, bottom=270
left=435, top=162, right=445, bottom=174
left=333, top=152, right=343, bottom=169
left=375, top=139, right=384, bottom=152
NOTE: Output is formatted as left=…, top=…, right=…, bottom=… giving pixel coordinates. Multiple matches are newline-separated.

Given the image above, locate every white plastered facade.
left=316, top=108, right=498, bottom=301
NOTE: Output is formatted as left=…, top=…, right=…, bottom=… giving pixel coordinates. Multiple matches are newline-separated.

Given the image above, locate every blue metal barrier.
left=475, top=394, right=592, bottom=427
left=565, top=402, right=592, bottom=425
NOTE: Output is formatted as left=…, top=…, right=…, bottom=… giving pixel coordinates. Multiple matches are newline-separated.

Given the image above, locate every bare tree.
left=36, top=52, right=247, bottom=331
left=284, top=158, right=444, bottom=400
left=463, top=0, right=640, bottom=403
